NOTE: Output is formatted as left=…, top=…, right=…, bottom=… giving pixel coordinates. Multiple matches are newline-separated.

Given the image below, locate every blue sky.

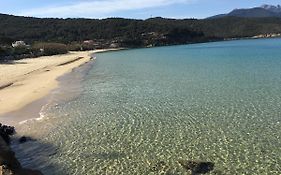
left=0, top=0, right=280, bottom=19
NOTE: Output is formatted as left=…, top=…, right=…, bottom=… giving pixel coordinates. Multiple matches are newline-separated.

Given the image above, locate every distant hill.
left=261, top=4, right=281, bottom=13
left=209, top=4, right=281, bottom=18
left=1, top=13, right=281, bottom=47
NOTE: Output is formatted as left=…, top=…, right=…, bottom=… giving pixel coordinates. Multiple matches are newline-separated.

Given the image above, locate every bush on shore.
left=81, top=43, right=96, bottom=51
left=67, top=42, right=97, bottom=51
left=32, top=42, right=68, bottom=56
left=0, top=46, right=12, bottom=57
left=0, top=41, right=98, bottom=62
left=0, top=46, right=30, bottom=62
left=67, top=43, right=82, bottom=51
left=1, top=42, right=69, bottom=62
left=13, top=46, right=30, bottom=55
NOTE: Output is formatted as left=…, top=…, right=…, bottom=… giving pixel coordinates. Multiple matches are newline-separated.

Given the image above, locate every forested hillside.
left=1, top=14, right=281, bottom=46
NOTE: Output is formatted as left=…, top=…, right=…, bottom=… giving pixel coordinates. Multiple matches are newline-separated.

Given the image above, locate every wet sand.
left=0, top=49, right=121, bottom=125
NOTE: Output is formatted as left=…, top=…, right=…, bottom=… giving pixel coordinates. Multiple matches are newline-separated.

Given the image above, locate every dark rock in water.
left=178, top=160, right=214, bottom=174
left=15, top=168, right=44, bottom=175
left=0, top=123, right=15, bottom=144
left=3, top=127, right=15, bottom=136
left=0, top=132, right=10, bottom=145
left=0, top=123, right=15, bottom=136
left=0, top=123, right=43, bottom=175
left=19, top=136, right=36, bottom=144
left=19, top=136, right=27, bottom=144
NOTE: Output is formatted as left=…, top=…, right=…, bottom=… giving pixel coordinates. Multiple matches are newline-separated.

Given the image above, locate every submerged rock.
left=19, top=136, right=36, bottom=144
left=0, top=125, right=15, bottom=136
left=15, top=168, right=44, bottom=175
left=0, top=133, right=10, bottom=145
left=0, top=123, right=43, bottom=175
left=178, top=160, right=214, bottom=174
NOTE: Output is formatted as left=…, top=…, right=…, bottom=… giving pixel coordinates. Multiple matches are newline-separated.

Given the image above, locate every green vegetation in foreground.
left=1, top=13, right=281, bottom=61
left=0, top=41, right=97, bottom=62
left=0, top=42, right=68, bottom=61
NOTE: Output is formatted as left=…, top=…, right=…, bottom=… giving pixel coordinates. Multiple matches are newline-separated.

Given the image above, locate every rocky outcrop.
left=178, top=159, right=214, bottom=175
left=0, top=124, right=15, bottom=144
left=18, top=136, right=36, bottom=144
left=0, top=123, right=43, bottom=175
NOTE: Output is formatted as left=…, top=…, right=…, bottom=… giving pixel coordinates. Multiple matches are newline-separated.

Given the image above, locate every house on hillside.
left=12, top=41, right=27, bottom=48
left=109, top=40, right=120, bottom=48
left=83, top=40, right=94, bottom=44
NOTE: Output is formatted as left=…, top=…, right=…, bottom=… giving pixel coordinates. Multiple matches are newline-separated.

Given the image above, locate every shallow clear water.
left=15, top=39, right=281, bottom=174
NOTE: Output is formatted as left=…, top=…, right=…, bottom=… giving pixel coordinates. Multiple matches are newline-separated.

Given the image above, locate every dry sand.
left=0, top=49, right=118, bottom=116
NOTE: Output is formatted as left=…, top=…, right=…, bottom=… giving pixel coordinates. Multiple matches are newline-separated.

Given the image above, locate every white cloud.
left=20, top=0, right=195, bottom=18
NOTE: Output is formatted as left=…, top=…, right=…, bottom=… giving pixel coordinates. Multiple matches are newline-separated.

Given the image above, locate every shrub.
left=67, top=43, right=82, bottom=51
left=13, top=46, right=30, bottom=55
left=0, top=46, right=10, bottom=56
left=32, top=42, right=68, bottom=56
left=81, top=43, right=95, bottom=51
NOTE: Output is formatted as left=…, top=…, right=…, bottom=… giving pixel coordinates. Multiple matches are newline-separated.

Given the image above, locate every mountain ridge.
left=209, top=4, right=281, bottom=19
left=261, top=4, right=281, bottom=13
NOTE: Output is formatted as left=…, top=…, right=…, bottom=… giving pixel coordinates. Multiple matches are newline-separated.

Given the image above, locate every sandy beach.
left=0, top=49, right=118, bottom=118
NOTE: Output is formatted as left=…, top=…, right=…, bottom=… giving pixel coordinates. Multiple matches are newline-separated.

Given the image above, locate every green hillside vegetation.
left=1, top=13, right=281, bottom=61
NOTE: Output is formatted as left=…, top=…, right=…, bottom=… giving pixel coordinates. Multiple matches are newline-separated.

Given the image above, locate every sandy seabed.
left=0, top=49, right=120, bottom=121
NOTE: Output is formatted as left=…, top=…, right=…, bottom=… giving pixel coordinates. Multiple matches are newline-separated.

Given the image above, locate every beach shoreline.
left=0, top=49, right=125, bottom=175
left=0, top=48, right=122, bottom=125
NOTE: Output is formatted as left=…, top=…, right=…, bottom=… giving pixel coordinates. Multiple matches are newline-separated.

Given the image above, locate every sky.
left=0, top=0, right=280, bottom=19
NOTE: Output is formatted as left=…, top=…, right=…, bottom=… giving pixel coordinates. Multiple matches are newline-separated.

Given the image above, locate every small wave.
left=18, top=111, right=47, bottom=125
left=18, top=102, right=51, bottom=125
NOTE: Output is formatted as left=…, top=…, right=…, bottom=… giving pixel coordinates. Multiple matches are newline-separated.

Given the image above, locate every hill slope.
left=1, top=14, right=281, bottom=47
left=210, top=4, right=281, bottom=19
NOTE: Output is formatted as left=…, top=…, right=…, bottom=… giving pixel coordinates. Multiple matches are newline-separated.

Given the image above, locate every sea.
left=12, top=38, right=281, bottom=174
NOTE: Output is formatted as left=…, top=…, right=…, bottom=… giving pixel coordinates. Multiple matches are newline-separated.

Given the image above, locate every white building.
left=12, top=41, right=27, bottom=48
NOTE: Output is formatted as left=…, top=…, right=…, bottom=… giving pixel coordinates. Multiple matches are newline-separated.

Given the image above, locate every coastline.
left=0, top=48, right=122, bottom=124
left=0, top=48, right=123, bottom=174
left=0, top=39, right=279, bottom=174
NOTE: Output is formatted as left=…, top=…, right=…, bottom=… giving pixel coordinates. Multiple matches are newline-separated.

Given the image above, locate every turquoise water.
left=15, top=39, right=281, bottom=174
